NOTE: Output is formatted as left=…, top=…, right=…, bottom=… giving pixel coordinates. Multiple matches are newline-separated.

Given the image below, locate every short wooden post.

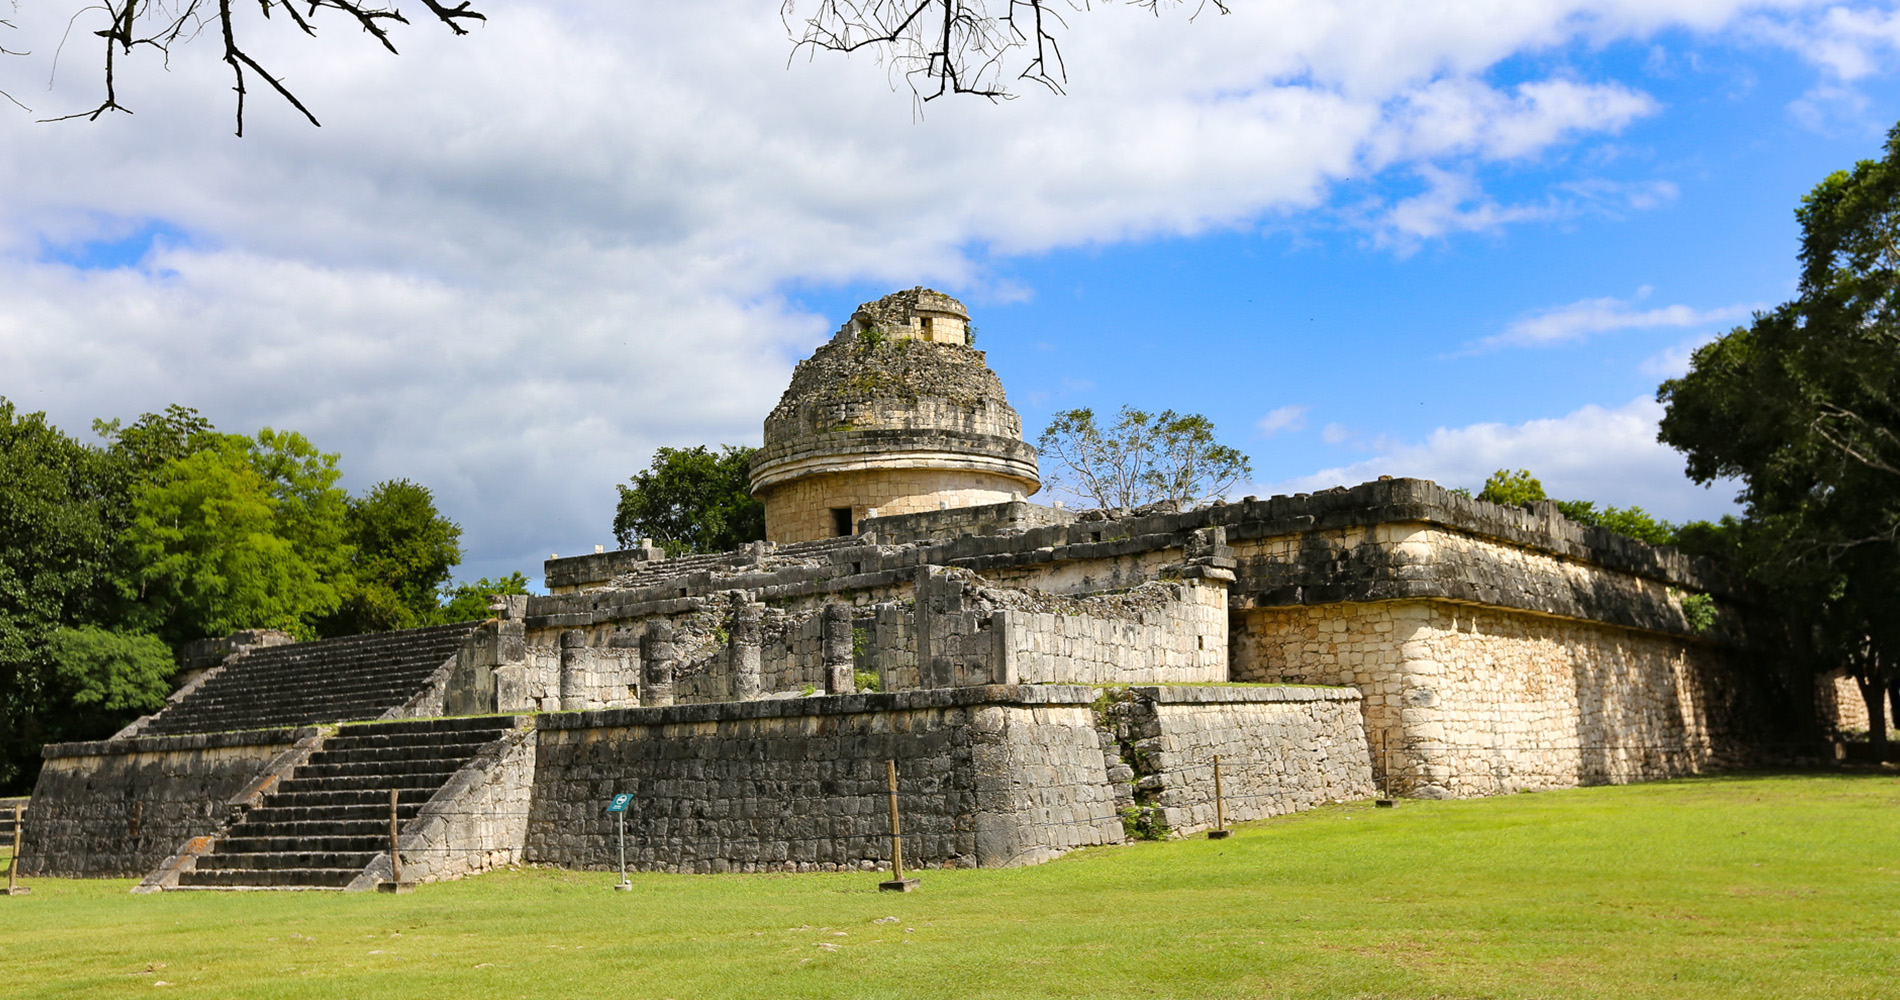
left=1207, top=756, right=1231, bottom=840
left=4, top=803, right=26, bottom=896
left=878, top=759, right=917, bottom=892
left=379, top=788, right=411, bottom=893
left=1377, top=730, right=1397, bottom=807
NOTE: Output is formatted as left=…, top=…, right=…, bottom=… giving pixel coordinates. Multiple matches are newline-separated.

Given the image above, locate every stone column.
left=728, top=592, right=763, bottom=701
left=821, top=603, right=854, bottom=694
left=642, top=619, right=677, bottom=707
left=558, top=630, right=590, bottom=712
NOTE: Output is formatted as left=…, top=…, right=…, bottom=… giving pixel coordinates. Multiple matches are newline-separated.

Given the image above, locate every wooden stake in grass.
left=379, top=788, right=411, bottom=894
left=4, top=802, right=26, bottom=896
left=1207, top=756, right=1231, bottom=840
left=879, top=759, right=918, bottom=892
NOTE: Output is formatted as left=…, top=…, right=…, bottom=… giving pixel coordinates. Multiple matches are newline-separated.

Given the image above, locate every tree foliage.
left=0, top=399, right=510, bottom=793
left=320, top=479, right=464, bottom=636
left=613, top=446, right=766, bottom=556
left=1037, top=406, right=1250, bottom=511
left=1471, top=468, right=1681, bottom=547
left=1658, top=122, right=1900, bottom=752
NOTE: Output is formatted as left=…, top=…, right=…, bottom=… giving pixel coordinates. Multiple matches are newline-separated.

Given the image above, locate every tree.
left=319, top=479, right=464, bottom=636
left=0, top=400, right=152, bottom=792
left=124, top=431, right=351, bottom=644
left=435, top=571, right=530, bottom=625
left=788, top=0, right=1227, bottom=106
left=43, top=0, right=486, bottom=135
left=614, top=446, right=766, bottom=556
left=1658, top=122, right=1900, bottom=754
left=1037, top=406, right=1250, bottom=511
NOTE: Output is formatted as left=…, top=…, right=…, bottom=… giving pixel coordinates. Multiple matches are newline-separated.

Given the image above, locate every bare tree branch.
left=786, top=0, right=1227, bottom=111
left=33, top=0, right=484, bottom=135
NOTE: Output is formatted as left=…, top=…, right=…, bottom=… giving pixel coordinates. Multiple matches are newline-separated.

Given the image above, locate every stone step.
left=177, top=867, right=360, bottom=889
left=295, top=758, right=477, bottom=779
left=308, top=742, right=494, bottom=766
left=274, top=771, right=458, bottom=795
left=195, top=851, right=381, bottom=871
left=240, top=802, right=427, bottom=826
left=248, top=790, right=434, bottom=812
left=217, top=834, right=390, bottom=855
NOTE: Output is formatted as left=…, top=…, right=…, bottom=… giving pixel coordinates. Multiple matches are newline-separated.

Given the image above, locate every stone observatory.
left=748, top=288, right=1043, bottom=543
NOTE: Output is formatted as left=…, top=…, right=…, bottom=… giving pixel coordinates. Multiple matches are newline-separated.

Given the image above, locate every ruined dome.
left=749, top=288, right=1041, bottom=543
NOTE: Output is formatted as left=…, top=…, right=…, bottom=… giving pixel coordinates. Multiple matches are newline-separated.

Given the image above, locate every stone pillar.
left=728, top=592, right=763, bottom=702
left=492, top=619, right=531, bottom=712
left=821, top=603, right=854, bottom=695
left=609, top=628, right=642, bottom=707
left=642, top=619, right=677, bottom=707
left=558, top=630, right=590, bottom=712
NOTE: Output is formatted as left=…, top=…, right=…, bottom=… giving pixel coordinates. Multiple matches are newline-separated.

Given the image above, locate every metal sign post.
left=607, top=793, right=633, bottom=891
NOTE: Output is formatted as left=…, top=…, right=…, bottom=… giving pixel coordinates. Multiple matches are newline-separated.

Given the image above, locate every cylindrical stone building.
left=749, top=288, right=1041, bottom=543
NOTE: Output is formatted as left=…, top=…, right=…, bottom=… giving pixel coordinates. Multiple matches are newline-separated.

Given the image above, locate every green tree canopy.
left=1658, top=122, right=1900, bottom=750
left=613, top=446, right=766, bottom=555
left=435, top=572, right=532, bottom=625
left=1037, top=407, right=1252, bottom=510
left=123, top=431, right=351, bottom=644
left=320, top=479, right=465, bottom=636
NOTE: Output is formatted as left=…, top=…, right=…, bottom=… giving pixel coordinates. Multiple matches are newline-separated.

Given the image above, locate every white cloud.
left=1321, top=422, right=1354, bottom=445
left=0, top=0, right=1837, bottom=580
left=1476, top=291, right=1754, bottom=350
left=1255, top=397, right=1741, bottom=521
left=1257, top=404, right=1311, bottom=436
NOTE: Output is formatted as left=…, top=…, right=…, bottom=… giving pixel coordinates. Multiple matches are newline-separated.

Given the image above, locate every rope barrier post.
left=378, top=788, right=412, bottom=894
left=1376, top=730, right=1397, bottom=808
left=1207, top=755, right=1231, bottom=839
left=3, top=802, right=26, bottom=896
left=879, top=759, right=918, bottom=892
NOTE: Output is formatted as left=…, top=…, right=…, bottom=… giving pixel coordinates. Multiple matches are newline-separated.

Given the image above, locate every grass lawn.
left=0, top=772, right=1895, bottom=999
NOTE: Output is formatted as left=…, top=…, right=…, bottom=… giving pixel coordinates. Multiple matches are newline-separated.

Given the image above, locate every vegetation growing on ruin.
left=0, top=774, right=1893, bottom=999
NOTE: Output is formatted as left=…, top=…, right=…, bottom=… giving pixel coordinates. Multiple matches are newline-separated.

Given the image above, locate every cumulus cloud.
left=1475, top=289, right=1755, bottom=350
left=0, top=0, right=1841, bottom=580
left=1257, top=404, right=1311, bottom=436
left=1254, top=397, right=1742, bottom=521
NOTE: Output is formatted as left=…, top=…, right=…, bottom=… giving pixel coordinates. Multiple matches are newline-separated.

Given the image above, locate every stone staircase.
left=171, top=716, right=519, bottom=890
left=140, top=622, right=485, bottom=737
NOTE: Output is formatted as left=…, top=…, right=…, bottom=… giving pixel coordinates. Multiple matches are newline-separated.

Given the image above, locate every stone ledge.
left=1131, top=684, right=1364, bottom=705
left=42, top=726, right=321, bottom=759
left=537, top=684, right=1099, bottom=731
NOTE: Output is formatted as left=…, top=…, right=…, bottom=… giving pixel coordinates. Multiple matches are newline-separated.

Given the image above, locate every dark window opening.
left=831, top=507, right=854, bottom=537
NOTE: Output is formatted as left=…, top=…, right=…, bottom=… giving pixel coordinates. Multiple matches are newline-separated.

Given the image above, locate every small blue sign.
left=607, top=793, right=634, bottom=814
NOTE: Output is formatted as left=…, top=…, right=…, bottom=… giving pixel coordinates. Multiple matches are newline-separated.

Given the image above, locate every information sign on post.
left=607, top=794, right=633, bottom=891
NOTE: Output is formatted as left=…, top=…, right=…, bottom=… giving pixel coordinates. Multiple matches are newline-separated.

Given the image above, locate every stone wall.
left=19, top=728, right=315, bottom=877
left=523, top=686, right=1124, bottom=873
left=1817, top=669, right=1892, bottom=735
left=760, top=467, right=1027, bottom=544
left=1233, top=599, right=1745, bottom=797
left=1102, top=686, right=1374, bottom=836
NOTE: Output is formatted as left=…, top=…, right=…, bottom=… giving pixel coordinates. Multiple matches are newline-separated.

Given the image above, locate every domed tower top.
left=749, top=288, right=1040, bottom=543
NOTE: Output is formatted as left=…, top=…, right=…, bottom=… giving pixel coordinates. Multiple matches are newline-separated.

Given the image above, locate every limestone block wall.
left=761, top=467, right=1025, bottom=544
left=1817, top=669, right=1891, bottom=734
left=19, top=728, right=316, bottom=877
left=998, top=579, right=1227, bottom=685
left=523, top=686, right=1124, bottom=873
left=1103, top=686, right=1374, bottom=835
left=1233, top=600, right=1744, bottom=797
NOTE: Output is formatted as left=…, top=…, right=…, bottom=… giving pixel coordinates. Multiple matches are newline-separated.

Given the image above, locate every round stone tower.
left=750, top=288, right=1041, bottom=543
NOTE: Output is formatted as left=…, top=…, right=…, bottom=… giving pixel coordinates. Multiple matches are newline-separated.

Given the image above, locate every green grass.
left=1, top=773, right=1896, bottom=999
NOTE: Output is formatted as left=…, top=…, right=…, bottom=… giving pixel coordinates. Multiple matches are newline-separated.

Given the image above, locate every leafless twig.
left=39, top=0, right=485, bottom=135
left=785, top=0, right=1227, bottom=111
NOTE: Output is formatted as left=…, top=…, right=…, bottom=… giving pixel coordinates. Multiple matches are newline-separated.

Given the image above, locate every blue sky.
left=5, top=1, right=1900, bottom=584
